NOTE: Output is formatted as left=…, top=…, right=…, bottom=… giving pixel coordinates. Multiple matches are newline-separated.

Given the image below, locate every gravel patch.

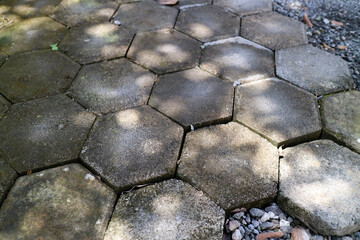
left=273, top=0, right=360, bottom=89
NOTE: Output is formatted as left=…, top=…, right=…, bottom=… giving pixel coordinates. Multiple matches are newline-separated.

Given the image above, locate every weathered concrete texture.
left=51, top=0, right=118, bottom=27
left=200, top=37, right=274, bottom=83
left=0, top=95, right=95, bottom=174
left=0, top=164, right=116, bottom=240
left=279, top=140, right=360, bottom=236
left=149, top=68, right=233, bottom=128
left=213, top=0, right=272, bottom=16
left=178, top=122, right=278, bottom=211
left=0, top=50, right=80, bottom=103
left=0, top=0, right=61, bottom=19
left=0, top=95, right=10, bottom=119
left=104, top=179, right=225, bottom=240
left=59, top=23, right=134, bottom=64
left=241, top=12, right=308, bottom=50
left=0, top=17, right=67, bottom=55
left=179, top=0, right=211, bottom=7
left=276, top=45, right=354, bottom=95
left=69, top=59, right=156, bottom=114
left=0, top=158, right=17, bottom=204
left=321, top=91, right=360, bottom=154
left=234, top=79, right=322, bottom=147
left=113, top=1, right=178, bottom=33
left=80, top=106, right=183, bottom=192
left=175, top=5, right=240, bottom=42
left=0, top=51, right=8, bottom=65
left=128, top=29, right=202, bottom=74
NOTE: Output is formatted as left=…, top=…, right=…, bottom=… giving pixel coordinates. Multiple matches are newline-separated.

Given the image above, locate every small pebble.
left=260, top=222, right=274, bottom=230
left=232, top=229, right=243, bottom=240
left=229, top=220, right=241, bottom=231
left=251, top=220, right=259, bottom=228
left=249, top=208, right=265, bottom=218
left=260, top=212, right=270, bottom=222
left=113, top=20, right=121, bottom=25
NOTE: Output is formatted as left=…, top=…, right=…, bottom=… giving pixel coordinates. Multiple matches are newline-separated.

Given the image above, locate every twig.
left=0, top=19, right=13, bottom=30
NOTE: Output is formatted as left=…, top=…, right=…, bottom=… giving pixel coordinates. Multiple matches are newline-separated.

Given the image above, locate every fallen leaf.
left=158, top=0, right=178, bottom=5
left=337, top=45, right=347, bottom=50
left=303, top=13, right=313, bottom=27
left=231, top=207, right=247, bottom=213
left=321, top=42, right=335, bottom=51
left=330, top=20, right=343, bottom=26
left=50, top=43, right=58, bottom=51
left=26, top=170, right=32, bottom=175
left=256, top=231, right=284, bottom=240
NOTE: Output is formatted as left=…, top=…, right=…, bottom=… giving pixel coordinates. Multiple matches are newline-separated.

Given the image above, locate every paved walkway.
left=0, top=0, right=359, bottom=239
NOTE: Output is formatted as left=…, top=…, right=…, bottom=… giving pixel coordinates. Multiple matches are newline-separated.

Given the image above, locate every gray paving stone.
left=200, top=37, right=274, bottom=83
left=234, top=78, right=322, bottom=146
left=213, top=0, right=272, bottom=16
left=0, top=50, right=80, bottom=103
left=0, top=51, right=8, bottom=65
left=80, top=106, right=183, bottom=192
left=0, top=0, right=61, bottom=19
left=0, top=17, right=67, bottom=55
left=104, top=179, right=225, bottom=240
left=51, top=0, right=118, bottom=27
left=321, top=91, right=360, bottom=154
left=149, top=68, right=233, bottom=128
left=0, top=158, right=17, bottom=204
left=128, top=29, right=201, bottom=74
left=0, top=95, right=96, bottom=174
left=178, top=122, right=278, bottom=211
left=276, top=45, right=354, bottom=95
left=113, top=1, right=178, bottom=33
left=179, top=0, right=211, bottom=7
left=175, top=5, right=240, bottom=42
left=0, top=163, right=116, bottom=240
left=241, top=12, right=308, bottom=50
left=279, top=140, right=360, bottom=236
left=59, top=23, right=134, bottom=64
left=69, top=59, right=156, bottom=114
left=0, top=95, right=10, bottom=119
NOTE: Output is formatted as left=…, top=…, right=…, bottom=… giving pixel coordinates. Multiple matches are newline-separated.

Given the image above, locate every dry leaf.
left=26, top=170, right=32, bottom=175
left=303, top=13, right=313, bottom=28
left=331, top=20, right=343, bottom=26
left=231, top=207, right=247, bottom=213
left=158, top=0, right=179, bottom=5
left=337, top=45, right=347, bottom=50
left=256, top=232, right=284, bottom=240
left=321, top=42, right=335, bottom=51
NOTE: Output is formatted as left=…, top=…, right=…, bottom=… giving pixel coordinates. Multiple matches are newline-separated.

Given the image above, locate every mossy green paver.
left=0, top=50, right=80, bottom=103
left=175, top=5, right=240, bottom=42
left=80, top=106, right=183, bottom=192
left=321, top=91, right=360, bottom=154
left=200, top=37, right=274, bottom=83
left=0, top=163, right=116, bottom=240
left=113, top=1, right=178, bottom=33
left=69, top=58, right=157, bottom=114
left=59, top=23, right=134, bottom=64
left=178, top=122, right=279, bottom=211
left=0, top=158, right=17, bottom=205
left=0, top=95, right=10, bottom=119
left=0, top=95, right=96, bottom=174
left=149, top=68, right=233, bottom=128
left=213, top=0, right=272, bottom=16
left=279, top=140, right=360, bottom=236
left=0, top=17, right=67, bottom=55
left=241, top=12, right=308, bottom=50
left=234, top=78, right=322, bottom=147
left=51, top=0, right=118, bottom=27
left=128, top=29, right=202, bottom=74
left=104, top=179, right=225, bottom=240
left=276, top=45, right=354, bottom=95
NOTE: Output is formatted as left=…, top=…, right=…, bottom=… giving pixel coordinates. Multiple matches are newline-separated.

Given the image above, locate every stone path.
left=0, top=0, right=359, bottom=239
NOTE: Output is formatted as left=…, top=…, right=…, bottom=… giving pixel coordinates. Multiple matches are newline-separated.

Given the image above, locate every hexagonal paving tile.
left=59, top=23, right=134, bottom=64
left=200, top=37, right=274, bottom=83
left=178, top=122, right=278, bottom=211
left=128, top=29, right=202, bottom=74
left=0, top=95, right=10, bottom=119
left=51, top=0, right=118, bottom=27
left=0, top=95, right=96, bottom=174
left=0, top=0, right=61, bottom=19
left=113, top=1, right=178, bottom=33
left=80, top=106, right=183, bottom=192
left=175, top=5, right=240, bottom=42
left=279, top=140, right=360, bottom=236
left=241, top=12, right=308, bottom=50
left=276, top=45, right=354, bottom=95
left=234, top=78, right=322, bottom=146
left=104, top=179, right=225, bottom=240
left=0, top=17, right=67, bottom=55
left=321, top=91, right=360, bottom=154
left=0, top=51, right=8, bottom=65
left=69, top=59, right=157, bottom=114
left=213, top=0, right=272, bottom=16
left=149, top=68, right=233, bottom=128
left=0, top=50, right=80, bottom=103
left=0, top=164, right=116, bottom=240
left=0, top=158, right=17, bottom=204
